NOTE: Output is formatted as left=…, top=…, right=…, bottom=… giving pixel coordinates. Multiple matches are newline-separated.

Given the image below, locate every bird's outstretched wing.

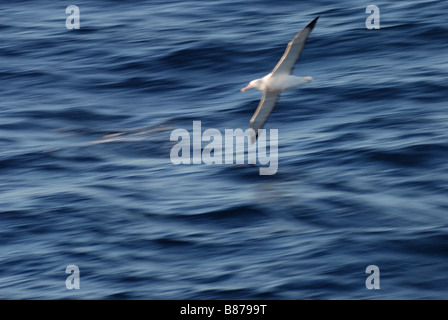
left=249, top=91, right=280, bottom=142
left=271, top=16, right=319, bottom=76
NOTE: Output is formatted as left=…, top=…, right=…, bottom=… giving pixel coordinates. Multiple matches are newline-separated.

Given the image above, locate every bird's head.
left=241, top=79, right=262, bottom=92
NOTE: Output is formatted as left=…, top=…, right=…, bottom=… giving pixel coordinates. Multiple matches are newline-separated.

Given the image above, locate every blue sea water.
left=1, top=0, right=448, bottom=300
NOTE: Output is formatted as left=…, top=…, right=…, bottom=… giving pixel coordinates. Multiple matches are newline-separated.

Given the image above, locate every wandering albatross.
left=241, top=16, right=319, bottom=142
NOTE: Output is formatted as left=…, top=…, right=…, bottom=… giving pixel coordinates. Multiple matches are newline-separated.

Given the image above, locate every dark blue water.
left=1, top=0, right=448, bottom=299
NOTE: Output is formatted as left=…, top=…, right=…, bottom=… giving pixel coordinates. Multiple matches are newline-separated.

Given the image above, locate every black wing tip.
left=306, top=16, right=319, bottom=29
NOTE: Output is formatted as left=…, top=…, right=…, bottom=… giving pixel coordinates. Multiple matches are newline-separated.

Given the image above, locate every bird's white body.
left=245, top=73, right=312, bottom=93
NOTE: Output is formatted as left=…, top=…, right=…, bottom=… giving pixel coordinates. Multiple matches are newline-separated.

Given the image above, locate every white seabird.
left=241, top=16, right=319, bottom=141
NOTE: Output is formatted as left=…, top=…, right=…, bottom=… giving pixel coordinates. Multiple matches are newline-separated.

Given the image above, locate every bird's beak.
left=241, top=83, right=253, bottom=92
left=304, top=76, right=313, bottom=83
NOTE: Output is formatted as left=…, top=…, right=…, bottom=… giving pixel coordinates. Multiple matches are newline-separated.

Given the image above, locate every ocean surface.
left=1, top=0, right=448, bottom=300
